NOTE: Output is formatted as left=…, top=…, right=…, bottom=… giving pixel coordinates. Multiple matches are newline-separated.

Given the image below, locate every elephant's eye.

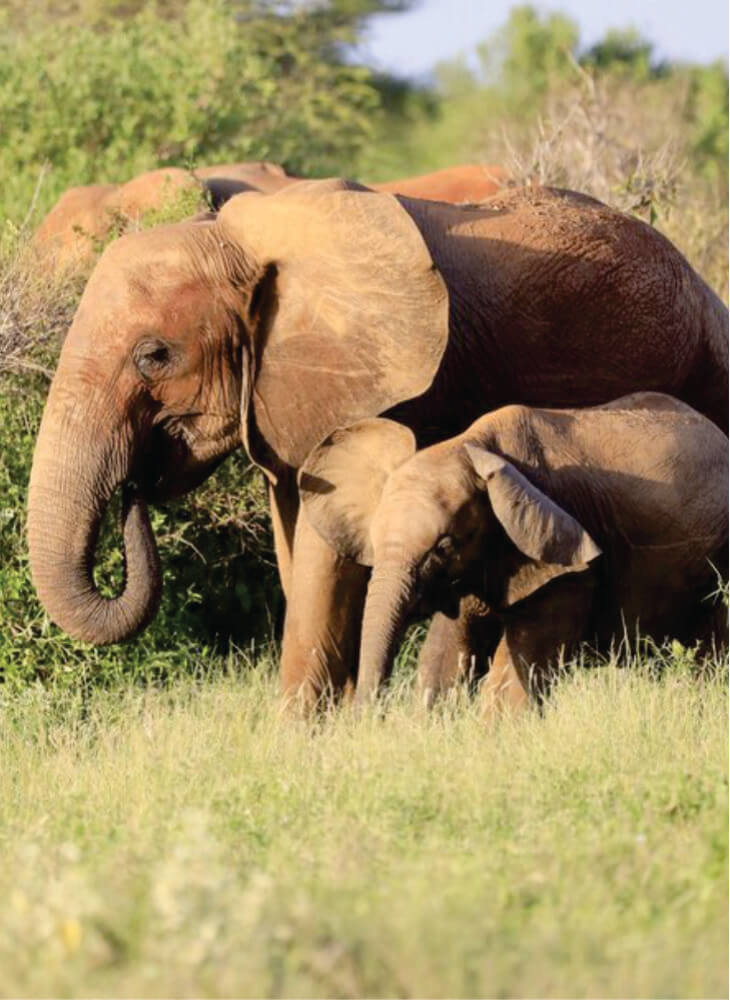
left=435, top=535, right=455, bottom=557
left=134, top=338, right=174, bottom=380
left=419, top=535, right=455, bottom=580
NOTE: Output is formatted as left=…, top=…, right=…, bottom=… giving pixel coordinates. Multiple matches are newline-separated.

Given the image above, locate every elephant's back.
left=375, top=164, right=507, bottom=203
left=110, top=168, right=200, bottom=218
left=529, top=395, right=728, bottom=551
left=397, top=186, right=725, bottom=430
left=487, top=395, right=728, bottom=642
left=403, top=185, right=701, bottom=321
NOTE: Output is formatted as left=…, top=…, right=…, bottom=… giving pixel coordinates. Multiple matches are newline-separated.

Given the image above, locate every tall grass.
left=1, top=650, right=726, bottom=998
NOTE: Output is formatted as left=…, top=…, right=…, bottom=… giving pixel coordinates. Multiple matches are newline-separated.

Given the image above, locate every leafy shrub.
left=0, top=363, right=281, bottom=689
left=0, top=0, right=380, bottom=224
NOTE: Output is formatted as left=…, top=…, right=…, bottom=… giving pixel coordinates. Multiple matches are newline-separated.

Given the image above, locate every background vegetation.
left=0, top=2, right=727, bottom=995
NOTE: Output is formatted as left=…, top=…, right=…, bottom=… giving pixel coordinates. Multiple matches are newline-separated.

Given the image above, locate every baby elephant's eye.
left=420, top=535, right=455, bottom=580
left=435, top=535, right=455, bottom=557
left=134, top=338, right=174, bottom=380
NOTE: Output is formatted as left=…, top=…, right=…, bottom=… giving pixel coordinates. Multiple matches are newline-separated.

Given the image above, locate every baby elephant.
left=299, top=393, right=728, bottom=711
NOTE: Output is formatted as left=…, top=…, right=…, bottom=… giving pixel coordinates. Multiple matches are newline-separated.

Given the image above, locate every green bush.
left=0, top=0, right=381, bottom=224
left=0, top=364, right=281, bottom=689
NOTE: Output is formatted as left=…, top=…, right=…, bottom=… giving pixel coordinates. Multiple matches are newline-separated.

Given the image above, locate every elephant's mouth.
left=415, top=567, right=481, bottom=619
left=132, top=426, right=228, bottom=503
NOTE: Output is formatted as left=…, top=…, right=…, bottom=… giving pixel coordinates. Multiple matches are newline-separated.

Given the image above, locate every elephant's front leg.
left=268, top=471, right=299, bottom=600
left=416, top=596, right=500, bottom=708
left=416, top=613, right=466, bottom=708
left=481, top=573, right=595, bottom=719
left=280, top=507, right=369, bottom=713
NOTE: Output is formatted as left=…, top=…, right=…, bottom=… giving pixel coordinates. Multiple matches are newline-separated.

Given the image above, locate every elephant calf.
left=299, top=392, right=728, bottom=712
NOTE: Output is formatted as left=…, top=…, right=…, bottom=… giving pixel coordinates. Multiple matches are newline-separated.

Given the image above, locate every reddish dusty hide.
left=34, top=167, right=201, bottom=271
left=373, top=164, right=509, bottom=202
left=34, top=162, right=509, bottom=272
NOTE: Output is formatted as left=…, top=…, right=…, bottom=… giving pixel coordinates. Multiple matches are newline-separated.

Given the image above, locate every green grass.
left=1, top=650, right=727, bottom=999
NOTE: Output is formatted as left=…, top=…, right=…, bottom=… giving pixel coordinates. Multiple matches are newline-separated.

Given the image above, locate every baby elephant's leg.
left=481, top=572, right=596, bottom=719
left=417, top=596, right=499, bottom=708
left=416, top=614, right=466, bottom=708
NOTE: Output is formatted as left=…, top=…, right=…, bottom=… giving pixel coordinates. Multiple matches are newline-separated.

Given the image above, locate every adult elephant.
left=26, top=180, right=728, bottom=710
left=34, top=167, right=201, bottom=270
left=34, top=162, right=505, bottom=274
left=193, top=160, right=296, bottom=188
left=198, top=162, right=510, bottom=211
left=193, top=161, right=300, bottom=208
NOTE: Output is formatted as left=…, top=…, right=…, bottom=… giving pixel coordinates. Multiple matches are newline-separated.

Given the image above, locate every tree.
left=0, top=0, right=416, bottom=222
left=477, top=5, right=578, bottom=108
left=582, top=27, right=668, bottom=80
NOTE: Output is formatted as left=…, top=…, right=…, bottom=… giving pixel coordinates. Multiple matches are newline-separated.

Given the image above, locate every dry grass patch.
left=499, top=69, right=728, bottom=299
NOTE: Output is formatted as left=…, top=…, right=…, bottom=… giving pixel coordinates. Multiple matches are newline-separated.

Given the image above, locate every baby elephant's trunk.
left=356, top=561, right=416, bottom=703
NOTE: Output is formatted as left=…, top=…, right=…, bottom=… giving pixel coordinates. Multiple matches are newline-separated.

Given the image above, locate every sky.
left=362, top=0, right=729, bottom=79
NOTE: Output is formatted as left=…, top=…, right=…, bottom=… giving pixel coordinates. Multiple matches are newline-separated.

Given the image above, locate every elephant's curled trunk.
left=27, top=406, right=162, bottom=645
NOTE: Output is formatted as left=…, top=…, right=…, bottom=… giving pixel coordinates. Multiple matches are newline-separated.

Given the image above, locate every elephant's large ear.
left=299, top=418, right=417, bottom=565
left=218, top=179, right=448, bottom=470
left=464, top=443, right=602, bottom=605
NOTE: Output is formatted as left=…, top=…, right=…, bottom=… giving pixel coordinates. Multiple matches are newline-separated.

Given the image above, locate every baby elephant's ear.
left=464, top=443, right=601, bottom=568
left=299, top=418, right=417, bottom=566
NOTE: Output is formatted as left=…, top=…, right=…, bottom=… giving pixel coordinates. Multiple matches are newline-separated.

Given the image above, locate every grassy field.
left=1, top=648, right=727, bottom=999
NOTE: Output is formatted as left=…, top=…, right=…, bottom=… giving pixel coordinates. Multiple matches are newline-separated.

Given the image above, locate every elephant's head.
left=299, top=416, right=601, bottom=700
left=27, top=179, right=448, bottom=644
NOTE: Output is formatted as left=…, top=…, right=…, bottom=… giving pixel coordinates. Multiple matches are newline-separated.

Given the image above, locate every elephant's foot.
left=280, top=640, right=357, bottom=716
left=479, top=641, right=530, bottom=720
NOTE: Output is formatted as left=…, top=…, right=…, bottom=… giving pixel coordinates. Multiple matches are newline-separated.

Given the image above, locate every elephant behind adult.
left=33, top=162, right=298, bottom=271
left=372, top=164, right=509, bottom=202
left=200, top=163, right=511, bottom=212
left=193, top=160, right=300, bottom=208
left=34, top=167, right=201, bottom=271
left=193, top=160, right=296, bottom=188
left=26, top=180, right=728, bottom=708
